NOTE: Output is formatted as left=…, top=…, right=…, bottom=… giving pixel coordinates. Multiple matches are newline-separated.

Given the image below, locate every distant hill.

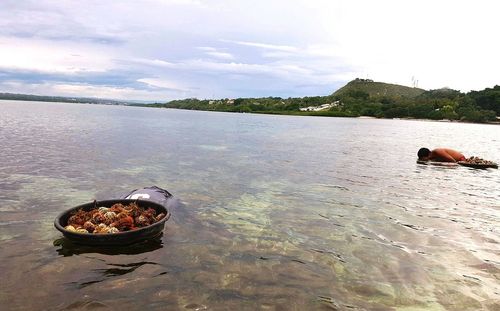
left=0, top=92, right=135, bottom=105
left=333, top=78, right=425, bottom=98
left=162, top=79, right=498, bottom=123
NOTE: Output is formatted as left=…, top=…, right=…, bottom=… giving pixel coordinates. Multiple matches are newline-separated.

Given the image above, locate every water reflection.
left=53, top=234, right=164, bottom=257
left=66, top=260, right=166, bottom=289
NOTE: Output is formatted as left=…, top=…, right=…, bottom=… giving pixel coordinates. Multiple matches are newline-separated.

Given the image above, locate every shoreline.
left=1, top=98, right=499, bottom=125
left=158, top=106, right=500, bottom=125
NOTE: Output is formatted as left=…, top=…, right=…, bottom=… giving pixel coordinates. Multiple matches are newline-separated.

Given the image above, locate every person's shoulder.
left=442, top=148, right=463, bottom=155
left=429, top=148, right=447, bottom=160
left=435, top=148, right=457, bottom=154
left=432, top=148, right=446, bottom=154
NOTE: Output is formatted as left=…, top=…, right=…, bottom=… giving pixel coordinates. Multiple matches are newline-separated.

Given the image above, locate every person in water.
left=417, top=147, right=466, bottom=163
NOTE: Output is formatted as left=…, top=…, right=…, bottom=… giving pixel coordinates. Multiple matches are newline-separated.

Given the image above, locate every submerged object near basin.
left=416, top=160, right=458, bottom=167
left=54, top=199, right=170, bottom=246
left=457, top=161, right=498, bottom=169
left=417, top=160, right=498, bottom=169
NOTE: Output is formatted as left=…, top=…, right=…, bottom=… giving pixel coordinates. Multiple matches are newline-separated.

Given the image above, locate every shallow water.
left=0, top=100, right=499, bottom=310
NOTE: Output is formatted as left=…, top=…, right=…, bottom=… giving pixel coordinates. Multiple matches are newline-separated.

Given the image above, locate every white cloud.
left=137, top=78, right=188, bottom=91
left=205, top=51, right=234, bottom=60
left=316, top=0, right=500, bottom=91
left=149, top=0, right=205, bottom=7
left=197, top=47, right=234, bottom=60
left=224, top=40, right=298, bottom=52
left=197, top=47, right=216, bottom=51
left=132, top=58, right=175, bottom=68
left=140, top=58, right=316, bottom=80
left=0, top=36, right=115, bottom=74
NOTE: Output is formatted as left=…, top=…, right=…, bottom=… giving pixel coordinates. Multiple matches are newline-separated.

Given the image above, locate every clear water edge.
left=0, top=100, right=499, bottom=310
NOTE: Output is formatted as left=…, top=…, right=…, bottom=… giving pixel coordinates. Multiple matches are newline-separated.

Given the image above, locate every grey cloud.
left=0, top=67, right=144, bottom=89
left=0, top=0, right=362, bottom=100
left=0, top=1, right=129, bottom=45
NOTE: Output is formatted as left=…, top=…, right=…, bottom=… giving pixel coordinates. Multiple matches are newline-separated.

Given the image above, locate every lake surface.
left=0, top=100, right=499, bottom=310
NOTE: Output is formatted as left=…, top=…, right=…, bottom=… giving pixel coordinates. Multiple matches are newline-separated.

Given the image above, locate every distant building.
left=299, top=101, right=341, bottom=112
left=354, top=78, right=374, bottom=83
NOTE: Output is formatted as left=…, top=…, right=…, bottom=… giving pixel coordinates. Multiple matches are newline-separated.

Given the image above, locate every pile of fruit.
left=64, top=202, right=166, bottom=234
left=462, top=156, right=497, bottom=166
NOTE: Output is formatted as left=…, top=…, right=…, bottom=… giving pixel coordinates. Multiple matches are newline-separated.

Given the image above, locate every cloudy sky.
left=0, top=0, right=498, bottom=101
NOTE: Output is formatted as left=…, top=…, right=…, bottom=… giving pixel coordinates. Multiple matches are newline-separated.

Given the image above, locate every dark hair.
left=417, top=147, right=431, bottom=159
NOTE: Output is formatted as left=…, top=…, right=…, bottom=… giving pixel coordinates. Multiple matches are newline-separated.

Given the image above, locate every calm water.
left=0, top=100, right=499, bottom=310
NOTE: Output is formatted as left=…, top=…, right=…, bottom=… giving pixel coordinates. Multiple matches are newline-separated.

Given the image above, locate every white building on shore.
left=299, top=101, right=341, bottom=112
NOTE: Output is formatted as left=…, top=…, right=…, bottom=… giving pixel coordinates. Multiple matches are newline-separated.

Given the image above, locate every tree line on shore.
left=160, top=82, right=499, bottom=123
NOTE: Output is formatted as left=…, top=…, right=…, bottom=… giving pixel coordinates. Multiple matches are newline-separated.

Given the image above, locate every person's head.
left=417, top=147, right=431, bottom=160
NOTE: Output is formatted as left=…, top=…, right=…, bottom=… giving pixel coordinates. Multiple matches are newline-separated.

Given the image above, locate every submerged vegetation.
left=159, top=79, right=500, bottom=123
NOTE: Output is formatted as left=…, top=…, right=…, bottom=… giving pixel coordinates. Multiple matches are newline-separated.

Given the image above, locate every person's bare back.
left=417, top=147, right=466, bottom=162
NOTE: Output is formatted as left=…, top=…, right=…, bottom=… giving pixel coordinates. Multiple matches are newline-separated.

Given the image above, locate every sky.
left=0, top=0, right=499, bottom=102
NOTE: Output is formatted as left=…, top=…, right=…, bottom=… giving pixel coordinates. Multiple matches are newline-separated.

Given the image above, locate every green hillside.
left=333, top=78, right=425, bottom=98
left=149, top=79, right=500, bottom=123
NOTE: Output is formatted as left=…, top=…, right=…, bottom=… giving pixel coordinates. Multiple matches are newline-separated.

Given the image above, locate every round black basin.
left=54, top=199, right=170, bottom=246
